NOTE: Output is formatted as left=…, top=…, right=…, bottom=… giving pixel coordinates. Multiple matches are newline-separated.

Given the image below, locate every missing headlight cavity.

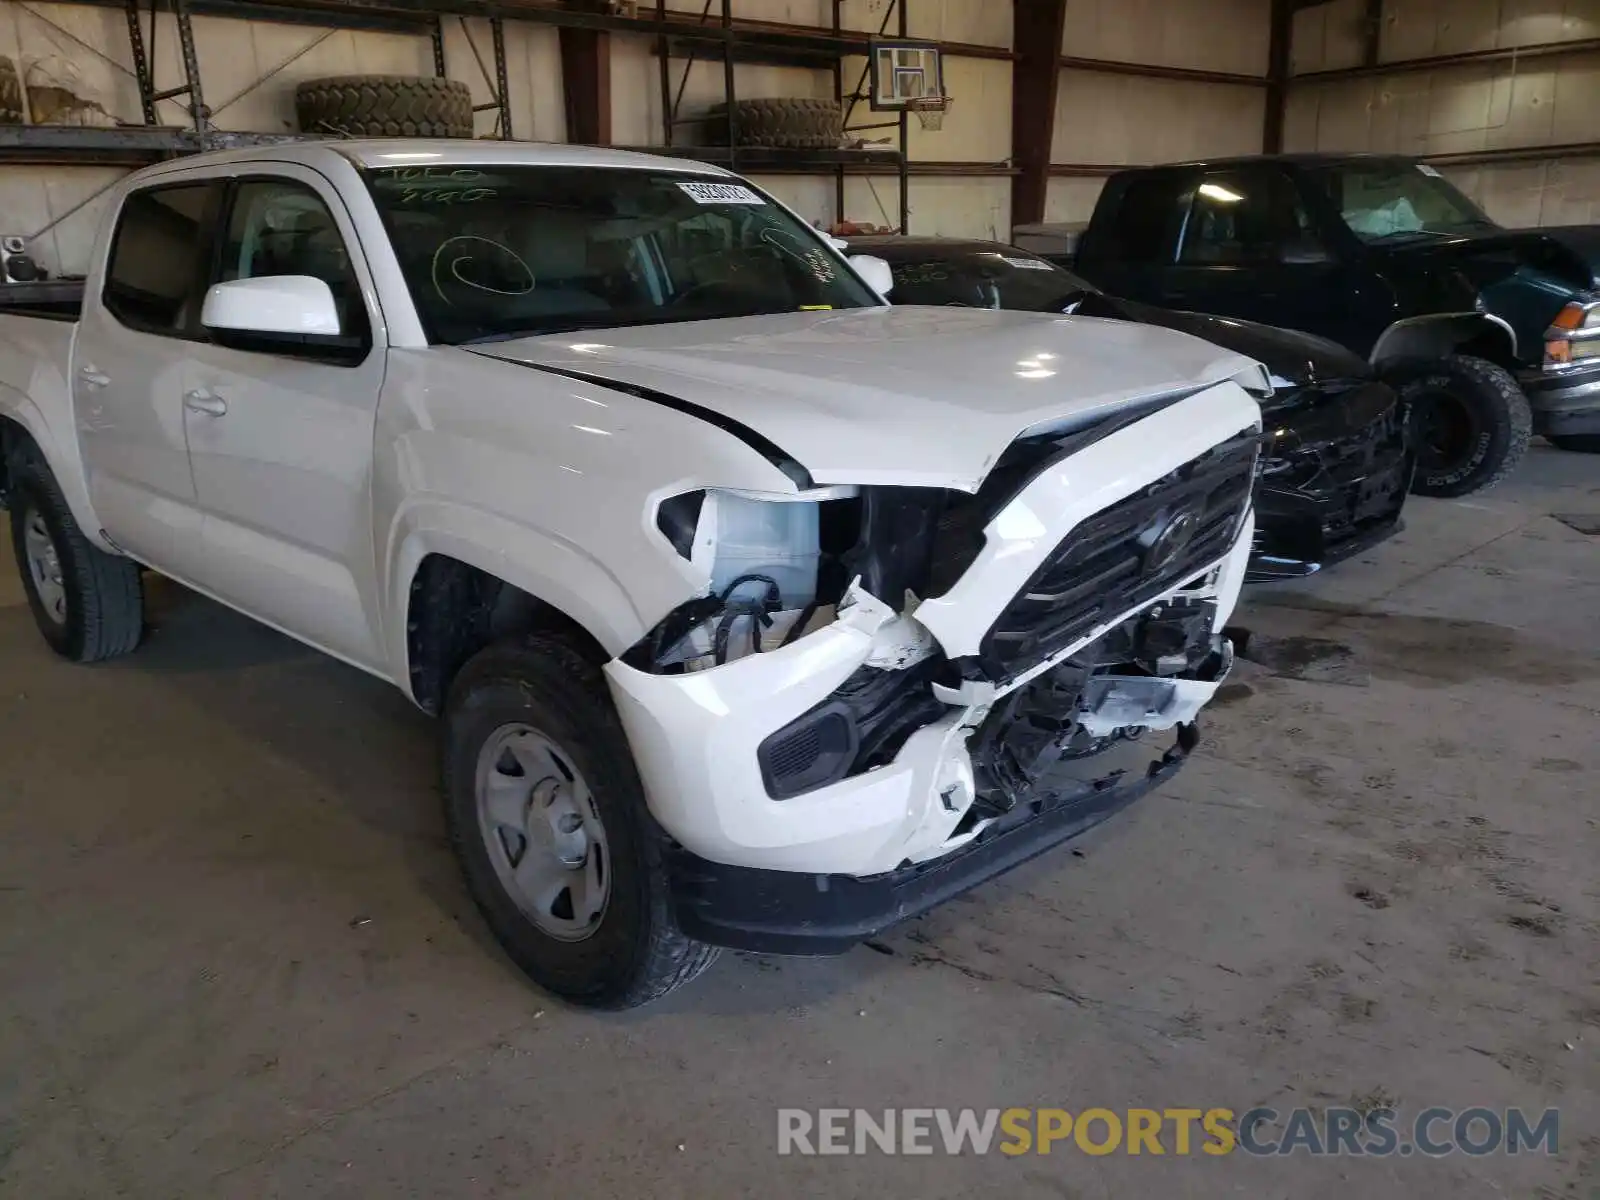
left=635, top=481, right=973, bottom=674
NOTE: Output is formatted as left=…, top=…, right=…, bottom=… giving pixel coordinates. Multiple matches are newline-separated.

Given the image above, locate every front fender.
left=383, top=499, right=647, bottom=694
left=1370, top=313, right=1514, bottom=368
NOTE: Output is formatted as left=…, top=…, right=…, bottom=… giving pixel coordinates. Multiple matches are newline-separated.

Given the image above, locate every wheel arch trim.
left=383, top=500, right=646, bottom=699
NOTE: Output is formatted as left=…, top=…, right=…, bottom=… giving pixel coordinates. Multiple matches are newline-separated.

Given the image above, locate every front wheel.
left=1396, top=355, right=1531, bottom=498
left=441, top=637, right=718, bottom=1008
left=1546, top=433, right=1600, bottom=454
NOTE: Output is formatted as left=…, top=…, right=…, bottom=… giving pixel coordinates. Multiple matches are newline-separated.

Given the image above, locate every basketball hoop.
left=908, top=94, right=950, bottom=131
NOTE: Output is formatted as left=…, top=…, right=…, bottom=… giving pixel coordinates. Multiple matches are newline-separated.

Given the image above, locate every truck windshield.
left=362, top=165, right=878, bottom=344
left=1307, top=161, right=1497, bottom=243
left=877, top=247, right=1096, bottom=312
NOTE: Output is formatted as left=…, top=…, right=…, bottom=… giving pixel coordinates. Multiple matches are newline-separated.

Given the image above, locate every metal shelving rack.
left=650, top=0, right=913, bottom=230
left=0, top=0, right=1007, bottom=232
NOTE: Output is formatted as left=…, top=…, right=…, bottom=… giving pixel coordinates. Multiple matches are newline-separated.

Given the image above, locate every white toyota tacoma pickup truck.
left=0, top=141, right=1265, bottom=1007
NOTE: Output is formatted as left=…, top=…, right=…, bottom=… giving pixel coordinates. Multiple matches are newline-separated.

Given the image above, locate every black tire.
left=7, top=446, right=143, bottom=663
left=1395, top=355, right=1532, bottom=498
left=295, top=75, right=474, bottom=139
left=0, top=56, right=21, bottom=124
left=1547, top=433, right=1600, bottom=454
left=707, top=98, right=842, bottom=149
left=442, top=637, right=718, bottom=1009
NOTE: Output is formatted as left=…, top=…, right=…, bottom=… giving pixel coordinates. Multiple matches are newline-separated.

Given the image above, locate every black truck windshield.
left=363, top=165, right=877, bottom=344
left=1307, top=161, right=1497, bottom=243
left=879, top=247, right=1095, bottom=312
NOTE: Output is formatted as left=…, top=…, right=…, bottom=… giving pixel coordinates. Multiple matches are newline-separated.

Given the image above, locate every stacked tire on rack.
left=706, top=98, right=843, bottom=149
left=295, top=74, right=474, bottom=138
left=1, top=57, right=23, bottom=124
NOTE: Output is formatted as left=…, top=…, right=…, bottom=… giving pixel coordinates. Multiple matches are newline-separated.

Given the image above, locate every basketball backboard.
left=868, top=40, right=945, bottom=111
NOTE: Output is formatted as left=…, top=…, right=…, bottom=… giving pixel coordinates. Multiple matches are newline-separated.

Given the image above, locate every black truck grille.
left=973, top=427, right=1258, bottom=681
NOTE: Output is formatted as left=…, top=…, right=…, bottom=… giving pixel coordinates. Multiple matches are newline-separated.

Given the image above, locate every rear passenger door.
left=77, top=179, right=221, bottom=578
left=181, top=167, right=388, bottom=669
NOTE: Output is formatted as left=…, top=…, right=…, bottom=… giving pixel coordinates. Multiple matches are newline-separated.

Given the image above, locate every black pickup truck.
left=1064, top=154, right=1600, bottom=496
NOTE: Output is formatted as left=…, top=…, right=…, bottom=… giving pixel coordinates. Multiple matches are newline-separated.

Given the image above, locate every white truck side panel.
left=0, top=315, right=106, bottom=548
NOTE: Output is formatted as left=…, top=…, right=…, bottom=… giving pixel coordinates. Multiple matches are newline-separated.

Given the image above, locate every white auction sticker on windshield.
left=999, top=255, right=1054, bottom=270
left=677, top=181, right=766, bottom=205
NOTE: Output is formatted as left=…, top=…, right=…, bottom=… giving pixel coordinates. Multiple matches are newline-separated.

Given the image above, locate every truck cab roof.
left=1112, top=152, right=1430, bottom=176
left=125, top=138, right=739, bottom=184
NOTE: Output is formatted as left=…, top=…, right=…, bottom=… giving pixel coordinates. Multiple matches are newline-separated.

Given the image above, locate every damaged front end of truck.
left=603, top=382, right=1261, bottom=954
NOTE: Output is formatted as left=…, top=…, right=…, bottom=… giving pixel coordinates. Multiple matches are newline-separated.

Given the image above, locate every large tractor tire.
left=295, top=75, right=474, bottom=139
left=0, top=57, right=23, bottom=124
left=707, top=98, right=842, bottom=149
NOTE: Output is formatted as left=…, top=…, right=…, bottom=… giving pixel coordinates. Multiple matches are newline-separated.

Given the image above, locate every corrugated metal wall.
left=1288, top=0, right=1600, bottom=225
left=1044, top=0, right=1274, bottom=223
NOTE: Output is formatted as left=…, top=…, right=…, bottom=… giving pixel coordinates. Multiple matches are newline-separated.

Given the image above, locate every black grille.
left=973, top=427, right=1258, bottom=681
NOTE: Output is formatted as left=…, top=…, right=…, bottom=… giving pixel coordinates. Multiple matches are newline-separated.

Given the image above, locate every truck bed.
left=0, top=280, right=85, bottom=321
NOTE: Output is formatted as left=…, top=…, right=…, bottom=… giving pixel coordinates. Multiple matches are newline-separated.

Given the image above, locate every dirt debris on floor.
left=0, top=445, right=1597, bottom=1199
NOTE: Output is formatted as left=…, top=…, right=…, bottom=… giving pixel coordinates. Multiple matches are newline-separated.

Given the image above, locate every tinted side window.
left=1087, top=176, right=1186, bottom=266
left=213, top=178, right=370, bottom=363
left=103, top=184, right=213, bottom=335
left=1178, top=171, right=1320, bottom=266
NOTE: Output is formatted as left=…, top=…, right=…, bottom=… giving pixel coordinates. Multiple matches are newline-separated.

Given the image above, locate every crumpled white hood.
left=468, top=306, right=1268, bottom=491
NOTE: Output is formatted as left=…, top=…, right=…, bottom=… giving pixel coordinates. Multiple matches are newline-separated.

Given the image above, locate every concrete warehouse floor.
left=1, top=447, right=1597, bottom=1200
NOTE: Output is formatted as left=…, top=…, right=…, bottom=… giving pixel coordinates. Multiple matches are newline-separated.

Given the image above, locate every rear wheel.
left=1397, top=355, right=1531, bottom=498
left=7, top=449, right=143, bottom=662
left=1546, top=433, right=1600, bottom=454
left=442, top=637, right=718, bottom=1008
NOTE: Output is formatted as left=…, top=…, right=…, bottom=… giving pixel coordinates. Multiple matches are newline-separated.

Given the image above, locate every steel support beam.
left=558, top=22, right=610, bottom=144
left=1011, top=0, right=1068, bottom=228
left=1362, top=0, right=1383, bottom=67
left=1263, top=0, right=1292, bottom=153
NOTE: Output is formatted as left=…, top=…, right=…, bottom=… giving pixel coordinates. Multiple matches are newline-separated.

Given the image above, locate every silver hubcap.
left=22, top=508, right=66, bottom=627
left=475, top=725, right=610, bottom=942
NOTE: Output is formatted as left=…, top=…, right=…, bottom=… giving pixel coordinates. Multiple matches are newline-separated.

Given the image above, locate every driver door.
left=181, top=166, right=388, bottom=669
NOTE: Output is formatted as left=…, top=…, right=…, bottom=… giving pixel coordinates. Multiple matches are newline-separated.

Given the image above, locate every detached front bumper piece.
left=667, top=725, right=1198, bottom=955
left=1250, top=383, right=1413, bottom=583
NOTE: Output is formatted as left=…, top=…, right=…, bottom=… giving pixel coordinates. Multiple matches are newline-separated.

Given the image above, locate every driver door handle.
left=79, top=364, right=111, bottom=389
left=184, top=389, right=228, bottom=417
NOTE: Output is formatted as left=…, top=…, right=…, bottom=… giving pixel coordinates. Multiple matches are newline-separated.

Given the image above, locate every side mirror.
left=849, top=253, right=894, bottom=299
left=201, top=275, right=341, bottom=337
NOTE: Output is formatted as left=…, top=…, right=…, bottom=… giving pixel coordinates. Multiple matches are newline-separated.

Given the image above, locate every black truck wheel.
left=707, top=98, right=842, bottom=149
left=442, top=636, right=719, bottom=1008
left=1546, top=433, right=1600, bottom=454
left=7, top=447, right=144, bottom=663
left=1396, top=355, right=1531, bottom=498
left=295, top=75, right=474, bottom=138
left=0, top=56, right=22, bottom=124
